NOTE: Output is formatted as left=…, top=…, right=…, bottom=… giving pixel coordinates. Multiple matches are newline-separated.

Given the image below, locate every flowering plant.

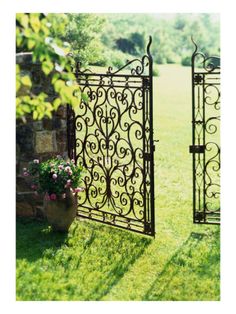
left=23, top=156, right=84, bottom=201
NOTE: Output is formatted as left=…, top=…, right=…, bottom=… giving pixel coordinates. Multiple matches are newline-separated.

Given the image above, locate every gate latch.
left=189, top=145, right=205, bottom=154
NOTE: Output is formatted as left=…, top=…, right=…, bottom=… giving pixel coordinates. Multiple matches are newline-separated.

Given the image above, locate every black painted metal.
left=68, top=36, right=155, bottom=235
left=190, top=38, right=220, bottom=224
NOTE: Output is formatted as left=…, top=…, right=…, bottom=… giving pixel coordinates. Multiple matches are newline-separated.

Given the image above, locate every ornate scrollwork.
left=68, top=37, right=155, bottom=235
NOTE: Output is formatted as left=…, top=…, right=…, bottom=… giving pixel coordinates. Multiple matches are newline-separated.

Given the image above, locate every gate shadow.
left=16, top=217, right=152, bottom=300
left=143, top=229, right=220, bottom=301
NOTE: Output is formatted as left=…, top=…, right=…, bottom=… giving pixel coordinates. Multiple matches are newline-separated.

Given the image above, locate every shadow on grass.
left=16, top=217, right=152, bottom=300
left=144, top=229, right=220, bottom=301
left=16, top=217, right=69, bottom=261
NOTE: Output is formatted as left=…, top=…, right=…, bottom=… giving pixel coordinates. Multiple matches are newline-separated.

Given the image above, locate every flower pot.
left=43, top=189, right=77, bottom=232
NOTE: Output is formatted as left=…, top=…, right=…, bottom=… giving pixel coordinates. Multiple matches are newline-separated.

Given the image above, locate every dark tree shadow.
left=16, top=217, right=69, bottom=261
left=16, top=217, right=152, bottom=300
left=144, top=229, right=220, bottom=301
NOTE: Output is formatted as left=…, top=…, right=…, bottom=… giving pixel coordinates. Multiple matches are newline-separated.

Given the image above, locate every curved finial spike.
left=191, top=36, right=198, bottom=55
left=147, top=35, right=152, bottom=56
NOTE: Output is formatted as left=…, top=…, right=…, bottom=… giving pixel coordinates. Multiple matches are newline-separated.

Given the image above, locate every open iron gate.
left=190, top=39, right=220, bottom=224
left=67, top=36, right=156, bottom=236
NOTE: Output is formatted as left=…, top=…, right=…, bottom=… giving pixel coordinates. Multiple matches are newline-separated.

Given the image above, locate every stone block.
left=16, top=175, right=33, bottom=192
left=35, top=131, right=57, bottom=153
left=43, top=117, right=61, bottom=130
left=16, top=124, right=34, bottom=154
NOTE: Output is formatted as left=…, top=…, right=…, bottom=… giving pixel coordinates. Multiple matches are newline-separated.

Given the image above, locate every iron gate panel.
left=68, top=37, right=155, bottom=235
left=190, top=39, right=220, bottom=224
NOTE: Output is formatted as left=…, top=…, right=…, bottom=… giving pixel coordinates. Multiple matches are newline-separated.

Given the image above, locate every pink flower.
left=74, top=187, right=84, bottom=193
left=71, top=159, right=75, bottom=164
left=68, top=171, right=72, bottom=176
left=23, top=171, right=29, bottom=177
left=50, top=193, right=57, bottom=200
left=45, top=194, right=50, bottom=201
left=65, top=166, right=71, bottom=173
left=33, top=159, right=39, bottom=164
left=31, top=184, right=37, bottom=190
left=52, top=173, right=57, bottom=179
left=65, top=179, right=71, bottom=188
left=58, top=165, right=64, bottom=170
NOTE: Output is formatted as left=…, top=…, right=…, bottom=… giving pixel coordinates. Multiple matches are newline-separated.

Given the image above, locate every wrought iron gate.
left=68, top=37, right=155, bottom=235
left=190, top=39, right=220, bottom=224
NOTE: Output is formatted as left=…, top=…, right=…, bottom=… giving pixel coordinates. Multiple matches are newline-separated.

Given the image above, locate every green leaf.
left=27, top=39, right=35, bottom=50
left=53, top=98, right=61, bottom=109
left=33, top=111, right=38, bottom=120
left=54, top=80, right=65, bottom=92
left=21, top=76, right=32, bottom=87
left=22, top=104, right=32, bottom=113
left=16, top=80, right=21, bottom=92
left=30, top=15, right=41, bottom=33
left=51, top=73, right=60, bottom=84
left=42, top=60, right=54, bottom=76
left=17, top=13, right=29, bottom=29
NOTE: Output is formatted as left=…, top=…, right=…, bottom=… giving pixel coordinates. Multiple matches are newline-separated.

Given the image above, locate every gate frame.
left=67, top=36, right=156, bottom=236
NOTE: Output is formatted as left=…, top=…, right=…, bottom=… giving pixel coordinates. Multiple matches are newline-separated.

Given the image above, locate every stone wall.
left=16, top=53, right=68, bottom=217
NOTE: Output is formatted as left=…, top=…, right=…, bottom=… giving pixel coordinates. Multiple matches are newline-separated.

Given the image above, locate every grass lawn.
left=16, top=64, right=220, bottom=301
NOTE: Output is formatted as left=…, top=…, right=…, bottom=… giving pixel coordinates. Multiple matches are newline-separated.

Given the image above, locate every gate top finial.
left=191, top=36, right=198, bottom=55
left=147, top=36, right=152, bottom=57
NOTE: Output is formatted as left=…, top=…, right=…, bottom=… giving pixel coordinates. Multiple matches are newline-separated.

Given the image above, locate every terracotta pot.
left=43, top=189, right=77, bottom=232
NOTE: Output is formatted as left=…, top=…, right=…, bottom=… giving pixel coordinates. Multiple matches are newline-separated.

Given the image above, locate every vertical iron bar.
left=147, top=36, right=155, bottom=235
left=191, top=50, right=196, bottom=223
left=202, top=75, right=206, bottom=222
left=142, top=79, right=147, bottom=231
left=67, top=104, right=76, bottom=161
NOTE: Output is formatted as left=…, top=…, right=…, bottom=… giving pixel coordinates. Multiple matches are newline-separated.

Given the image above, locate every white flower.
left=65, top=166, right=71, bottom=172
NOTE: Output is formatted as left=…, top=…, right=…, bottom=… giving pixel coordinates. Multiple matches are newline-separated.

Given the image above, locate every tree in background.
left=99, top=13, right=220, bottom=67
left=60, top=14, right=106, bottom=66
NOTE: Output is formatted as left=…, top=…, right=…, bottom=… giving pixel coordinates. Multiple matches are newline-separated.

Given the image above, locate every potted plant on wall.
left=24, top=155, right=84, bottom=232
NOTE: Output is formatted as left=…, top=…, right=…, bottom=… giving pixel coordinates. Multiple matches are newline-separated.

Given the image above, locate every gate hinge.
left=189, top=145, right=205, bottom=154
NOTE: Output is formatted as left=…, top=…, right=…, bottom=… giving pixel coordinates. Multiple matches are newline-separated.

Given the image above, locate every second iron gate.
left=68, top=36, right=156, bottom=236
left=190, top=39, right=220, bottom=224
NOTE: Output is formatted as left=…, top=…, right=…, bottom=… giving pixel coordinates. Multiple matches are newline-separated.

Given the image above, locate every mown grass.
left=16, top=64, right=220, bottom=301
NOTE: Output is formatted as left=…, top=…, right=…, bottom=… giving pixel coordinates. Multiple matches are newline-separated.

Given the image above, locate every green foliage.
left=100, top=13, right=220, bottom=66
left=26, top=156, right=83, bottom=197
left=16, top=65, right=220, bottom=301
left=16, top=13, right=81, bottom=121
left=60, top=14, right=106, bottom=66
